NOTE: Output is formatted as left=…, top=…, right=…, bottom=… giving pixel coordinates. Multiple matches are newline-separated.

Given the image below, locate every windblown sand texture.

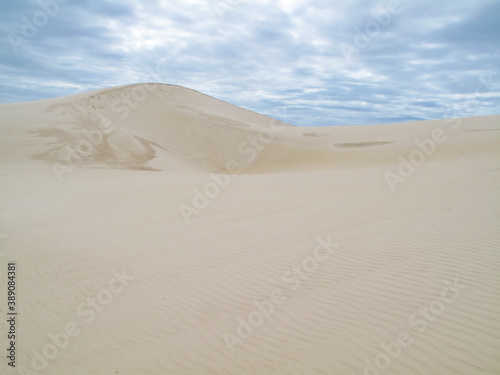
left=1, top=84, right=499, bottom=374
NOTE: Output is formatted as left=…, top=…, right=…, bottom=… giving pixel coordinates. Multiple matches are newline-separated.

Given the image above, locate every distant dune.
left=1, top=84, right=499, bottom=374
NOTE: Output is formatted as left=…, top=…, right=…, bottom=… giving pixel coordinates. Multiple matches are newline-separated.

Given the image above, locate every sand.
left=1, top=83, right=499, bottom=374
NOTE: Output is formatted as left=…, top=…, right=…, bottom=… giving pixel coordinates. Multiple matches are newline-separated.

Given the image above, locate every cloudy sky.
left=1, top=0, right=499, bottom=126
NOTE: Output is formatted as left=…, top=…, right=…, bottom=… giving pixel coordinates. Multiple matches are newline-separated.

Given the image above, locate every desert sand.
left=1, top=83, right=499, bottom=374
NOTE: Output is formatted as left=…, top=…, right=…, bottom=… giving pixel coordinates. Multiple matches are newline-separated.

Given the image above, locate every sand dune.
left=1, top=84, right=499, bottom=374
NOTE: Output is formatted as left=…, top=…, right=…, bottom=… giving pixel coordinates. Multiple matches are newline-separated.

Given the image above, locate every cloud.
left=0, top=0, right=498, bottom=126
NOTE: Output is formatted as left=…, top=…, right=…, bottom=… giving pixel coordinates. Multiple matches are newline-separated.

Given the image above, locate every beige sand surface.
left=1, top=83, right=499, bottom=374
